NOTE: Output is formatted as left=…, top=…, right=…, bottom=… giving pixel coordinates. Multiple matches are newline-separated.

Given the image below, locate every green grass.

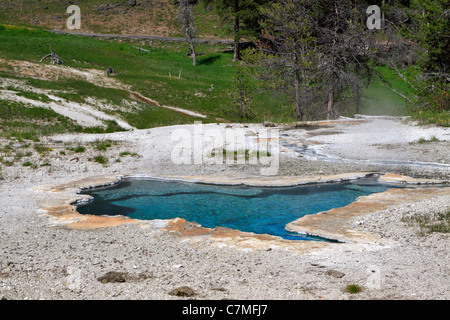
left=0, top=25, right=237, bottom=123
left=409, top=109, right=450, bottom=127
left=22, top=77, right=131, bottom=109
left=92, top=155, right=108, bottom=165
left=0, top=25, right=300, bottom=125
left=345, top=284, right=362, bottom=294
left=93, top=139, right=116, bottom=151
left=0, top=99, right=79, bottom=139
left=413, top=136, right=440, bottom=144
left=74, top=146, right=86, bottom=153
left=0, top=99, right=126, bottom=140
left=192, top=4, right=230, bottom=39
left=359, top=65, right=418, bottom=117
left=361, top=65, right=449, bottom=127
left=22, top=161, right=32, bottom=167
left=401, top=211, right=450, bottom=236
left=120, top=151, right=139, bottom=157
left=16, top=91, right=52, bottom=103
left=33, top=143, right=51, bottom=154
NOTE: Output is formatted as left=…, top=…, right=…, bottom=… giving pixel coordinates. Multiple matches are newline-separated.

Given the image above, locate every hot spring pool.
left=77, top=178, right=394, bottom=241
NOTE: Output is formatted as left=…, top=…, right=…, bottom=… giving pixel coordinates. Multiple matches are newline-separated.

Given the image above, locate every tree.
left=244, top=0, right=378, bottom=121
left=206, top=0, right=270, bottom=61
left=404, top=0, right=450, bottom=112
left=225, top=63, right=256, bottom=120
left=177, top=0, right=198, bottom=66
left=314, top=0, right=378, bottom=119
left=256, top=0, right=319, bottom=121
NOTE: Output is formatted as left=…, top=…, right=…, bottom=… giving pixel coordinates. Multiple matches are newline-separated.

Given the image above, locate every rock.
left=105, top=66, right=117, bottom=76
left=210, top=287, right=228, bottom=292
left=97, top=271, right=127, bottom=283
left=126, top=0, right=137, bottom=6
left=326, top=269, right=345, bottom=278
left=168, top=286, right=196, bottom=297
left=263, top=121, right=276, bottom=127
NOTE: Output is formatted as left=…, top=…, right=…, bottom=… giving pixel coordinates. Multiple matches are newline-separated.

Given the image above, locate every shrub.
left=93, top=155, right=108, bottom=165
left=346, top=284, right=362, bottom=294
left=74, top=146, right=86, bottom=153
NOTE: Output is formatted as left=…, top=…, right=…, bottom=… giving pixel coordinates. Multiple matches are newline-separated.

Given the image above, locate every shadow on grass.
left=197, top=54, right=221, bottom=66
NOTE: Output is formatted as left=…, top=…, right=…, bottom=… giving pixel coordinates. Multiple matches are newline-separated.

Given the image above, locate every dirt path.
left=49, top=30, right=238, bottom=44
left=129, top=91, right=207, bottom=119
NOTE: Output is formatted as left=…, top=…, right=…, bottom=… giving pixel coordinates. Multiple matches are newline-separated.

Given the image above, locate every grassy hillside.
left=360, top=65, right=417, bottom=117
left=0, top=25, right=293, bottom=127
left=0, top=23, right=416, bottom=137
left=0, top=0, right=226, bottom=39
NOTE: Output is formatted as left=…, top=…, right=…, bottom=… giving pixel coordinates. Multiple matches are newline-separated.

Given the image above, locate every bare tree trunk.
left=293, top=67, right=303, bottom=121
left=355, top=84, right=361, bottom=114
left=40, top=43, right=62, bottom=65
left=327, top=82, right=335, bottom=120
left=233, top=0, right=240, bottom=62
left=192, top=48, right=197, bottom=66
left=189, top=39, right=197, bottom=67
left=178, top=0, right=198, bottom=66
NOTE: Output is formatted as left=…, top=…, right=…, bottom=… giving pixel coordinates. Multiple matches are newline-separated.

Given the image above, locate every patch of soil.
left=97, top=271, right=153, bottom=283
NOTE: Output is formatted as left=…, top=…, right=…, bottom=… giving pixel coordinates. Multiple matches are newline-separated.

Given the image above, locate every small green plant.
left=414, top=136, right=440, bottom=144
left=345, top=284, right=362, bottom=294
left=120, top=151, right=138, bottom=157
left=93, top=140, right=113, bottom=151
left=22, top=161, right=32, bottom=167
left=2, top=159, right=14, bottom=166
left=93, top=155, right=108, bottom=165
left=74, top=145, right=86, bottom=153
left=34, top=144, right=51, bottom=154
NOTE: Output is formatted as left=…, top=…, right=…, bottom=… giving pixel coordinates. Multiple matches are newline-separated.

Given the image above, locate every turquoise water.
left=77, top=178, right=392, bottom=241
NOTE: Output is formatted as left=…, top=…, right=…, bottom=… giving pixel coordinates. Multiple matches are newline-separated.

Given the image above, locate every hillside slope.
left=0, top=0, right=225, bottom=39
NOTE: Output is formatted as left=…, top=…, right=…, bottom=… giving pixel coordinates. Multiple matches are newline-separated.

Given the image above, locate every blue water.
left=77, top=178, right=392, bottom=241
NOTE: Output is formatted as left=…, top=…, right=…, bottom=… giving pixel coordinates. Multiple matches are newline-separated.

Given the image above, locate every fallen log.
left=40, top=44, right=63, bottom=65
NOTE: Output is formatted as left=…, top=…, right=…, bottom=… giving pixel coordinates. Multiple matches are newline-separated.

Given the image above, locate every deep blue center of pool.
left=77, top=178, right=392, bottom=241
